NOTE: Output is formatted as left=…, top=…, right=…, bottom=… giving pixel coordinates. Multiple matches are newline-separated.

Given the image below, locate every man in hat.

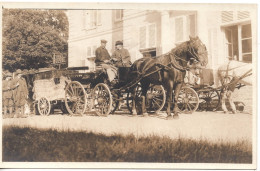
left=12, top=69, right=28, bottom=117
left=111, top=41, right=132, bottom=67
left=2, top=72, right=14, bottom=116
left=95, top=39, right=117, bottom=83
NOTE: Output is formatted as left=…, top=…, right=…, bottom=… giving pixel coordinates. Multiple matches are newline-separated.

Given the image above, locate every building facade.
left=68, top=9, right=254, bottom=72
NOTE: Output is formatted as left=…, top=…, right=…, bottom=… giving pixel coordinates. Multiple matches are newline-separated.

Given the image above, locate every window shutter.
left=221, top=11, right=233, bottom=23
left=91, top=10, right=97, bottom=27
left=139, top=26, right=146, bottom=49
left=188, top=14, right=196, bottom=37
left=175, top=17, right=183, bottom=42
left=237, top=11, right=250, bottom=20
left=92, top=45, right=97, bottom=56
left=97, top=10, right=102, bottom=25
left=83, top=11, right=91, bottom=29
left=87, top=47, right=91, bottom=57
left=149, top=24, right=156, bottom=47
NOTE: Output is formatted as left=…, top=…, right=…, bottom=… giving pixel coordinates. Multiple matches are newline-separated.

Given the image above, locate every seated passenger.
left=95, top=39, right=117, bottom=83
left=111, top=41, right=132, bottom=67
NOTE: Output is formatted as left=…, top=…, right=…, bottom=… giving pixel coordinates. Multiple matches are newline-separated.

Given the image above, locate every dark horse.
left=128, top=36, right=208, bottom=119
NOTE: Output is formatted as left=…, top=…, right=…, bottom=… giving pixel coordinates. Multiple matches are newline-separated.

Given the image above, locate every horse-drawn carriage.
left=23, top=36, right=251, bottom=118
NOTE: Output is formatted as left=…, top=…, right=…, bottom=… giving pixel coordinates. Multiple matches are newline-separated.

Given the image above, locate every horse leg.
left=221, top=90, right=228, bottom=114
left=131, top=88, right=137, bottom=116
left=227, top=90, right=237, bottom=114
left=141, top=82, right=149, bottom=117
left=165, top=82, right=173, bottom=119
left=173, top=83, right=182, bottom=119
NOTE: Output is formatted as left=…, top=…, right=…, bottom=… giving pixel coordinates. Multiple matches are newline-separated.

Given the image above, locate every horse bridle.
left=169, top=43, right=204, bottom=71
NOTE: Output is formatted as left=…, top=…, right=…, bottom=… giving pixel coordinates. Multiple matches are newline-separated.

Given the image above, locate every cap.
left=101, top=39, right=107, bottom=43
left=16, top=69, right=22, bottom=75
left=115, top=40, right=123, bottom=46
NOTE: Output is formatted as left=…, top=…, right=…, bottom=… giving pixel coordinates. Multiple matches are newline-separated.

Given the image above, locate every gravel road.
left=2, top=111, right=253, bottom=143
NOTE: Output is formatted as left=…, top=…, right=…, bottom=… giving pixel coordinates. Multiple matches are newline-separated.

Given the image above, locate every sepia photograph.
left=0, top=2, right=257, bottom=169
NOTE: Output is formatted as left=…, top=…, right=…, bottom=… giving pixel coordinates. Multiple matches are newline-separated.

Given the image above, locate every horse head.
left=187, top=36, right=208, bottom=67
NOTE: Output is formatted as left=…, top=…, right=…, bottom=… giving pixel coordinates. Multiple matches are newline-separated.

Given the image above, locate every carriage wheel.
left=198, top=87, right=220, bottom=111
left=146, top=85, right=166, bottom=113
left=37, top=97, right=51, bottom=116
left=92, top=83, right=112, bottom=116
left=177, top=87, right=199, bottom=114
left=65, top=81, right=87, bottom=116
left=127, top=84, right=166, bottom=114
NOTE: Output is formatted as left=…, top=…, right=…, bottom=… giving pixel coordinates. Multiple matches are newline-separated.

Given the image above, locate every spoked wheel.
left=198, top=87, right=220, bottom=111
left=127, top=84, right=166, bottom=114
left=92, top=83, right=112, bottom=116
left=37, top=97, right=51, bottom=116
left=146, top=85, right=166, bottom=113
left=176, top=86, right=199, bottom=114
left=65, top=81, right=87, bottom=116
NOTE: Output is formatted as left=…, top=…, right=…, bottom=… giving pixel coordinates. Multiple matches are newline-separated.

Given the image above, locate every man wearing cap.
left=12, top=69, right=28, bottom=117
left=2, top=72, right=14, bottom=116
left=111, top=41, right=132, bottom=67
left=95, top=39, right=117, bottom=83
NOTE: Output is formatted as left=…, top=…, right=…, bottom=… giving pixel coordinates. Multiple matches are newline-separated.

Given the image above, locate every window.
left=174, top=14, right=197, bottom=43
left=87, top=47, right=92, bottom=57
left=86, top=46, right=97, bottom=58
left=139, top=23, right=156, bottom=49
left=83, top=10, right=102, bottom=30
left=241, top=24, right=252, bottom=62
left=224, top=23, right=252, bottom=62
left=115, top=10, right=123, bottom=21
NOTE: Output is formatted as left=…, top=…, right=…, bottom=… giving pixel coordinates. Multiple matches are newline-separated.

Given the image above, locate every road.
left=2, top=110, right=253, bottom=143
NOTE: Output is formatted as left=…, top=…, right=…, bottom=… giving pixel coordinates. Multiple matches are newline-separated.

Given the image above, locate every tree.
left=2, top=9, right=68, bottom=72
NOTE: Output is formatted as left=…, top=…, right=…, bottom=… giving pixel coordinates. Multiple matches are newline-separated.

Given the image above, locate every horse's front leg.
left=227, top=90, right=237, bottom=114
left=221, top=89, right=228, bottom=114
left=131, top=88, right=137, bottom=116
left=141, top=83, right=149, bottom=117
left=173, top=83, right=183, bottom=119
left=165, top=83, right=173, bottom=119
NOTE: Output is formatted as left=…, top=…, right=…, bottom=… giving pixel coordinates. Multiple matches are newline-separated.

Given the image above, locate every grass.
left=2, top=126, right=252, bottom=163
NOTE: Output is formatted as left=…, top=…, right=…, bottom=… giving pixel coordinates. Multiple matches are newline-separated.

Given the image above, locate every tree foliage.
left=2, top=9, right=68, bottom=72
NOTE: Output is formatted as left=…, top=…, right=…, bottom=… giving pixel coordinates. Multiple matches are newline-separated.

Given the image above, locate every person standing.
left=2, top=72, right=14, bottom=116
left=111, top=41, right=132, bottom=67
left=95, top=39, right=117, bottom=82
left=12, top=69, right=28, bottom=117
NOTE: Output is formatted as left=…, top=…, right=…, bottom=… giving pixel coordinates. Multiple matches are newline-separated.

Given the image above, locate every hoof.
left=231, top=110, right=237, bottom=114
left=173, top=114, right=179, bottom=119
left=132, top=113, right=137, bottom=117
left=143, top=113, right=148, bottom=117
left=223, top=111, right=228, bottom=114
left=166, top=115, right=173, bottom=120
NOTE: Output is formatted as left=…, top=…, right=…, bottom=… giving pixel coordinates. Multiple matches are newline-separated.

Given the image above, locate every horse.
left=128, top=36, right=208, bottom=119
left=216, top=60, right=252, bottom=113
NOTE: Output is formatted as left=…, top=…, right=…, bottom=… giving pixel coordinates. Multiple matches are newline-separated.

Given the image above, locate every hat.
left=16, top=69, right=22, bottom=75
left=115, top=40, right=123, bottom=46
left=101, top=39, right=107, bottom=43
